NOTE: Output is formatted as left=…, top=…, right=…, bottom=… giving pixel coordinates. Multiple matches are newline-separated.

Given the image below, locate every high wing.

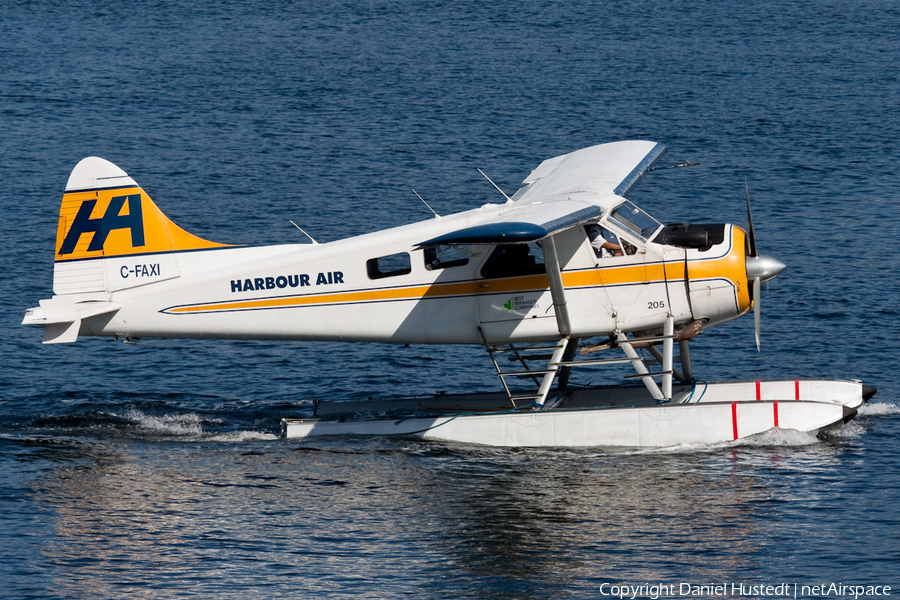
left=416, top=140, right=667, bottom=339
left=514, top=140, right=667, bottom=202
left=417, top=140, right=667, bottom=247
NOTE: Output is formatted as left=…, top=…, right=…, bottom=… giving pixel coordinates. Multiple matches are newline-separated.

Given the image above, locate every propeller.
left=744, top=180, right=786, bottom=351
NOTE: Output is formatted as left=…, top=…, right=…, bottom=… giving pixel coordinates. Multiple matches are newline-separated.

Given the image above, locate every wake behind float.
left=23, top=141, right=875, bottom=447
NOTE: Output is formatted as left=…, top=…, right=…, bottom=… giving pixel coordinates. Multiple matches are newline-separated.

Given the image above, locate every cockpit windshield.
left=608, top=201, right=663, bottom=242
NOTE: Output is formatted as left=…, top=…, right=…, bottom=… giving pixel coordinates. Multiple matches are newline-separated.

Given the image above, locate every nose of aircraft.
left=746, top=254, right=786, bottom=283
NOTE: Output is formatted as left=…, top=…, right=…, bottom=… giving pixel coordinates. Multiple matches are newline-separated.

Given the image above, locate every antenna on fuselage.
left=289, top=220, right=318, bottom=244
left=477, top=168, right=512, bottom=202
left=412, top=189, right=440, bottom=218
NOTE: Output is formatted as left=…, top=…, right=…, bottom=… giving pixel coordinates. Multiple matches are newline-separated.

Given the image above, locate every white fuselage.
left=67, top=201, right=749, bottom=345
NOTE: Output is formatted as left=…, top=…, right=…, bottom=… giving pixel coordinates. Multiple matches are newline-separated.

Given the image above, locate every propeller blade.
left=753, top=276, right=761, bottom=351
left=745, top=178, right=758, bottom=257
left=744, top=180, right=780, bottom=351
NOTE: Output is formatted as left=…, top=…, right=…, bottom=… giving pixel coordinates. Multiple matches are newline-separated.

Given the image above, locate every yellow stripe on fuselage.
left=167, top=280, right=483, bottom=314
left=165, top=227, right=750, bottom=315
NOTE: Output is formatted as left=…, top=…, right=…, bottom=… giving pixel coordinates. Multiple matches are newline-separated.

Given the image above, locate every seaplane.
left=23, top=140, right=875, bottom=447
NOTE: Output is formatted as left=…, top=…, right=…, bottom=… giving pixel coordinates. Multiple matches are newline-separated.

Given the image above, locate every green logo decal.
left=503, top=295, right=540, bottom=312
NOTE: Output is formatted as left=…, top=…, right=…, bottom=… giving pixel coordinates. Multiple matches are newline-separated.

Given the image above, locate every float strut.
left=662, top=315, right=674, bottom=400
left=556, top=337, right=579, bottom=390
left=679, top=340, right=694, bottom=381
left=647, top=344, right=687, bottom=384
left=617, top=333, right=666, bottom=401
left=534, top=339, right=568, bottom=407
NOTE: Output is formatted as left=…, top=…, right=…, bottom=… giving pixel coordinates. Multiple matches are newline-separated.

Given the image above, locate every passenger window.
left=480, top=242, right=546, bottom=279
left=367, top=252, right=412, bottom=279
left=424, top=245, right=470, bottom=271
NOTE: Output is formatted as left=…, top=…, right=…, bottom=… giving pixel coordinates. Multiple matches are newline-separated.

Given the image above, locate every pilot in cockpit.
left=586, top=224, right=622, bottom=258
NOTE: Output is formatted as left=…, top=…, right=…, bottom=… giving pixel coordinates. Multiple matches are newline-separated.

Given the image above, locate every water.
left=2, top=0, right=899, bottom=597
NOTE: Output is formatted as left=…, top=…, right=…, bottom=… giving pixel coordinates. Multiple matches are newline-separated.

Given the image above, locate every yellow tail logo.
left=55, top=158, right=231, bottom=262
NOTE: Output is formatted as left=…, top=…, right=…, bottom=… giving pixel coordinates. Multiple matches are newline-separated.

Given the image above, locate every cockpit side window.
left=586, top=224, right=640, bottom=257
left=480, top=242, right=546, bottom=279
left=608, top=201, right=663, bottom=242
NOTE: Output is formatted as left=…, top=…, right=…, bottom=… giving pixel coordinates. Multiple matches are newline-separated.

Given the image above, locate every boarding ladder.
left=479, top=334, right=568, bottom=408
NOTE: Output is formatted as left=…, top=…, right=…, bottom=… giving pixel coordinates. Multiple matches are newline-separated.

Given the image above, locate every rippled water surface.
left=2, top=1, right=899, bottom=598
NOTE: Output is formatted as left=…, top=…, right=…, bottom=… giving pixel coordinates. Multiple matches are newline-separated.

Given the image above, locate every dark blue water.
left=2, top=1, right=899, bottom=598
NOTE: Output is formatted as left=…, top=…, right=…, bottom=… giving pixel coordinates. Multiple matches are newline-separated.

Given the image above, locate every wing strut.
left=541, top=235, right=571, bottom=336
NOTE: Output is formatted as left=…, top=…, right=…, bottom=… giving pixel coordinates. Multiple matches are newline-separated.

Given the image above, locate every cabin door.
left=589, top=236, right=670, bottom=332
left=476, top=242, right=556, bottom=337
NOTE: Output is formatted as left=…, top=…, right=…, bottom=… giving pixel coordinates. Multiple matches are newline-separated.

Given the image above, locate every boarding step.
left=499, top=369, right=557, bottom=378
left=479, top=327, right=569, bottom=407
left=507, top=354, right=554, bottom=361
left=550, top=356, right=643, bottom=367
left=487, top=344, right=561, bottom=353
left=624, top=370, right=674, bottom=379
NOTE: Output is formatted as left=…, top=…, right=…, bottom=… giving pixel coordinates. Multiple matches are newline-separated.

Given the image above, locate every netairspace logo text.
left=597, top=582, right=891, bottom=600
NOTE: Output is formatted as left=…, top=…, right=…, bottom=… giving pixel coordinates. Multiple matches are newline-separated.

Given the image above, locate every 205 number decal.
left=647, top=300, right=666, bottom=309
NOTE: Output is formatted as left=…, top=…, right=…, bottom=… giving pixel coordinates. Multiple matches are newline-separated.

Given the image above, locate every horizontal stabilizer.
left=42, top=321, right=80, bottom=344
left=23, top=298, right=121, bottom=344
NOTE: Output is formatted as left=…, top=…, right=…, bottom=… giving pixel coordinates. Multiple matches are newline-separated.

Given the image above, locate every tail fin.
left=53, top=157, right=231, bottom=295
